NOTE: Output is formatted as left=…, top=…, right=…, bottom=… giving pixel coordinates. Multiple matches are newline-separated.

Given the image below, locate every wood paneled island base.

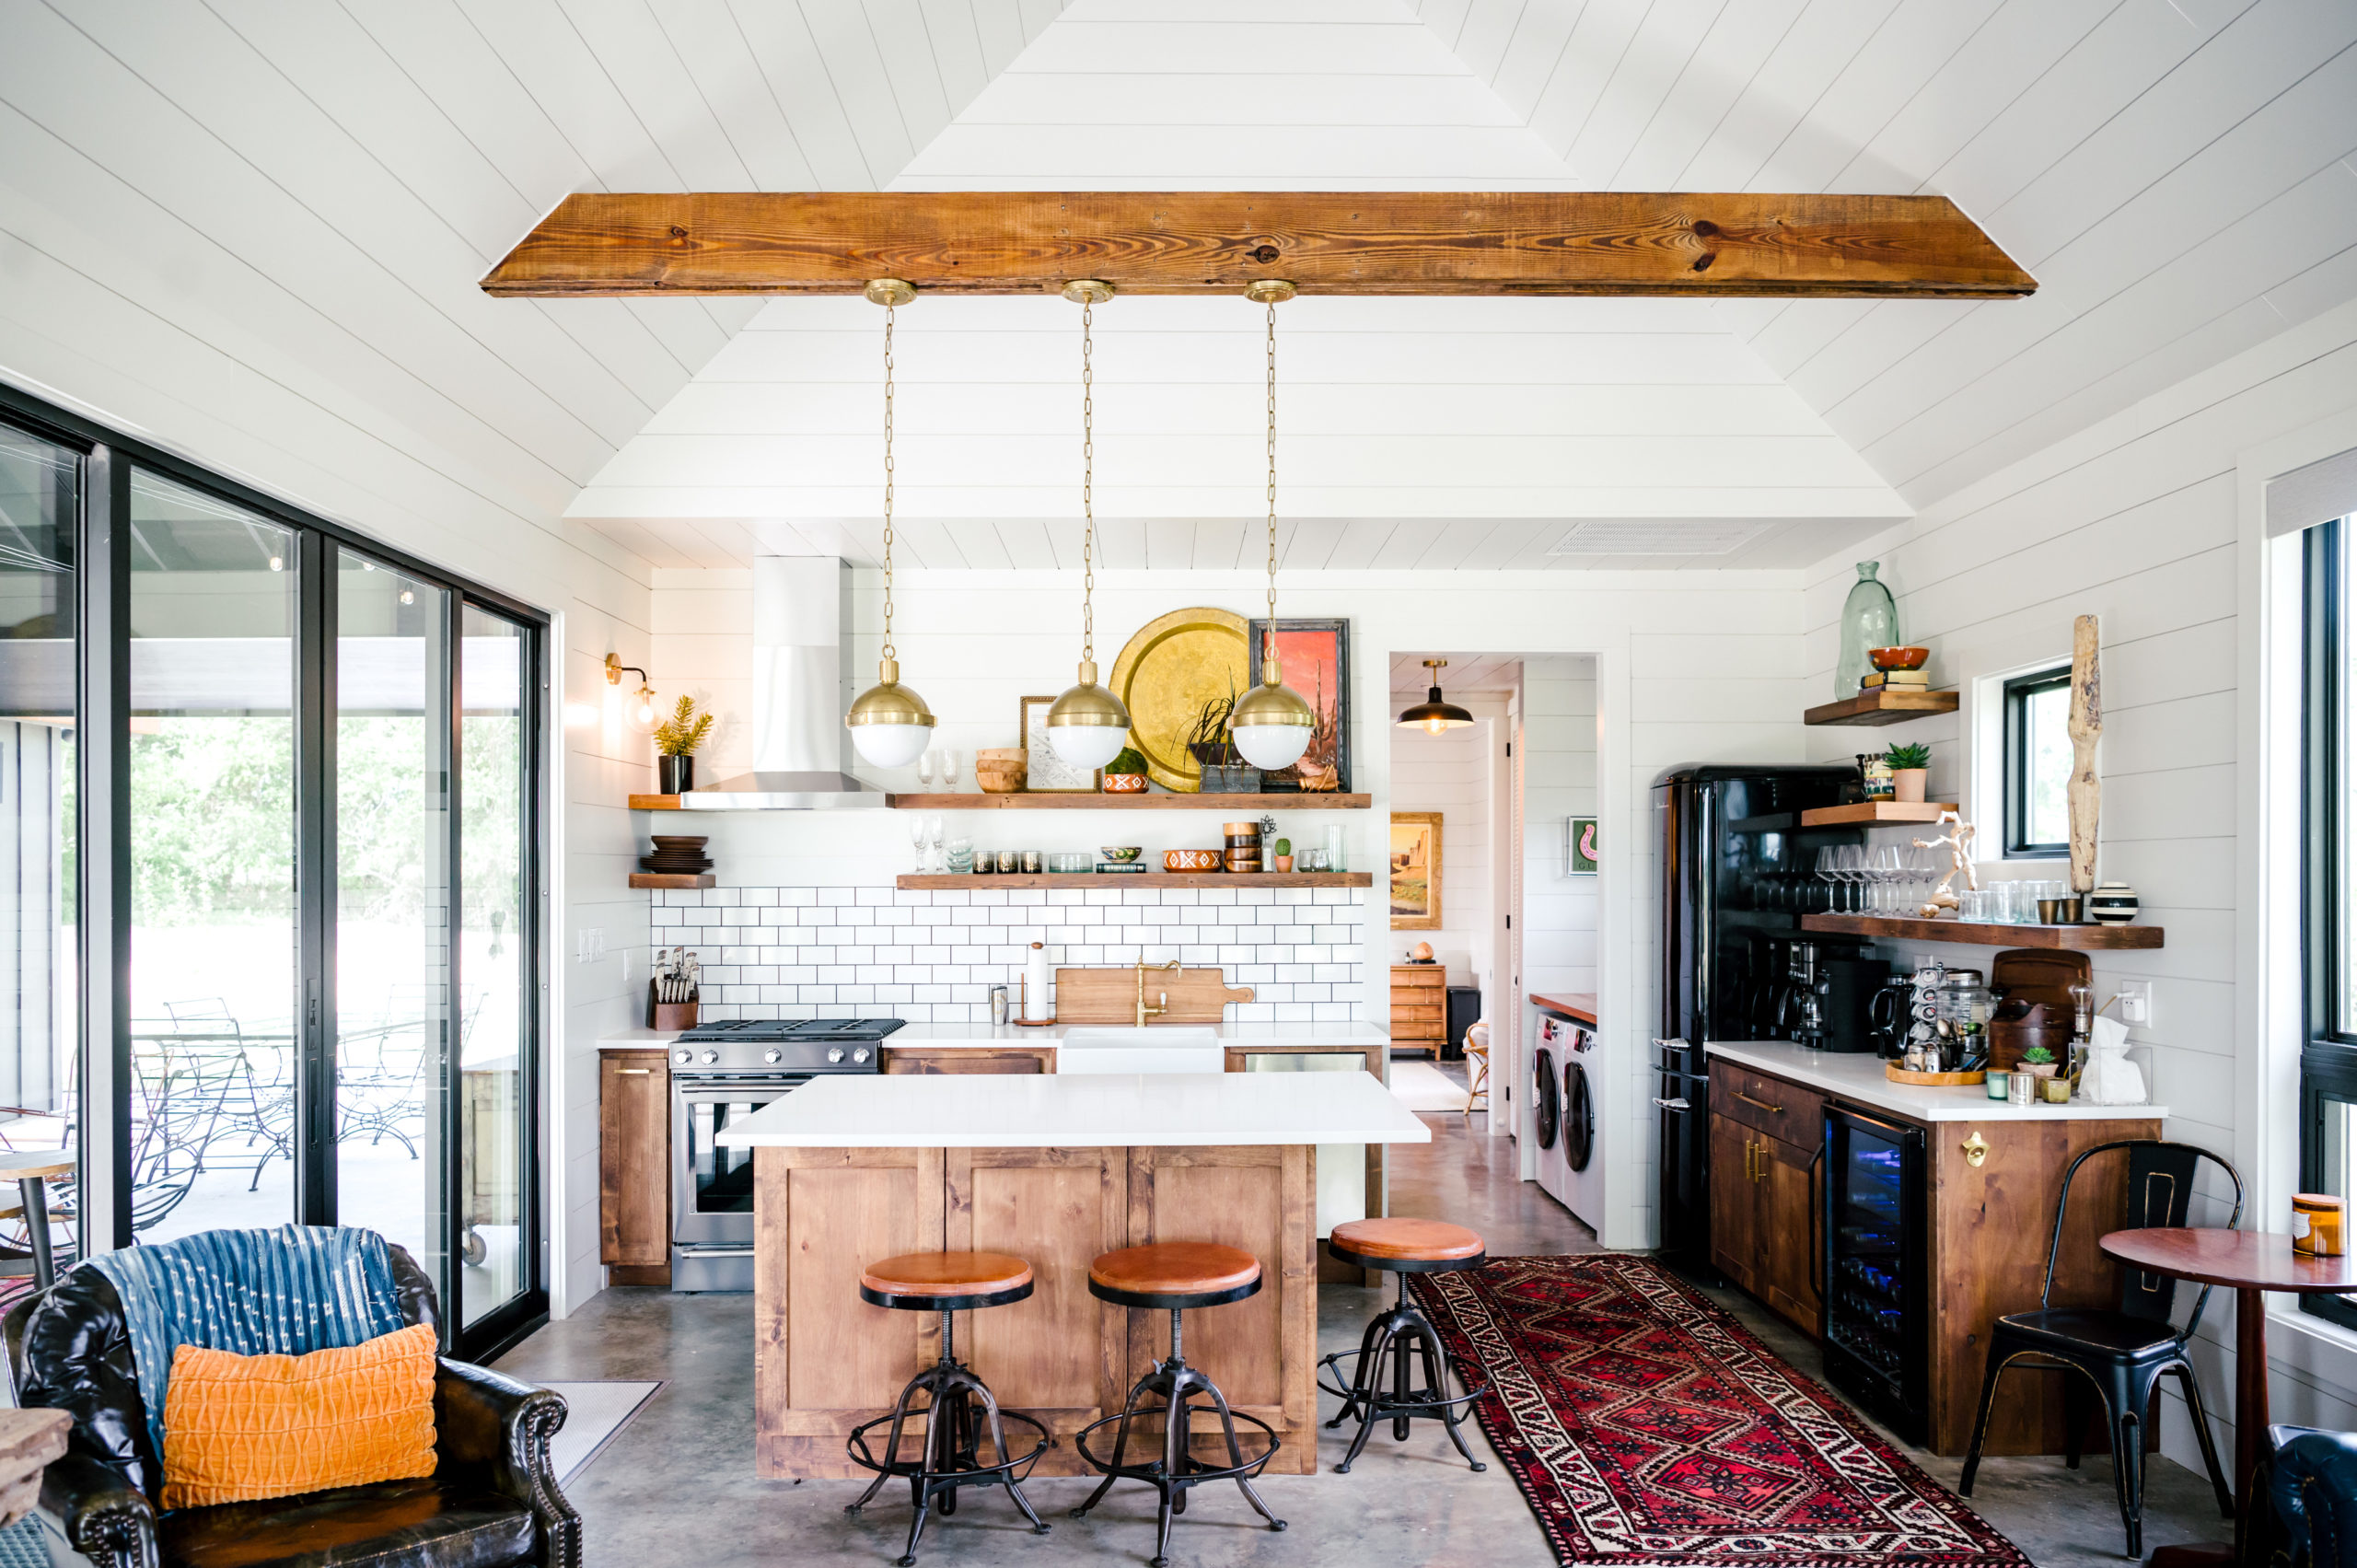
left=753, top=1142, right=1318, bottom=1479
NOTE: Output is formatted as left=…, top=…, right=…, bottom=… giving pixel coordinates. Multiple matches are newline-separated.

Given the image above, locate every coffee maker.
left=1818, top=954, right=1893, bottom=1053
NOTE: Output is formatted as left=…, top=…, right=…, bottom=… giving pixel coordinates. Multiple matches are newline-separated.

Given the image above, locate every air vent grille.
left=1547, top=520, right=1771, bottom=557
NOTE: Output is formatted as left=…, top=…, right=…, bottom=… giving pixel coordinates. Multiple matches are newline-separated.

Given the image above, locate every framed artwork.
left=1019, top=695, right=1102, bottom=793
left=1248, top=616, right=1350, bottom=792
left=1569, top=816, right=1599, bottom=876
left=1390, top=811, right=1442, bottom=929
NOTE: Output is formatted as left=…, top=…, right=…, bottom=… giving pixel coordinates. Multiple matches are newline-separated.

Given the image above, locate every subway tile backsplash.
left=653, top=884, right=1369, bottom=1024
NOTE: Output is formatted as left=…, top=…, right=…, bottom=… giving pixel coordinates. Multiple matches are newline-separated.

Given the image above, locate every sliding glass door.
left=0, top=385, right=547, bottom=1359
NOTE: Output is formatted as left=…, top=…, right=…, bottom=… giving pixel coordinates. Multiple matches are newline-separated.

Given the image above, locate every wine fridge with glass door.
left=1821, top=1103, right=1929, bottom=1445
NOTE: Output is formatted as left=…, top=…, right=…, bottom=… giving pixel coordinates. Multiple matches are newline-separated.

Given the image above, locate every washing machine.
left=1560, top=1027, right=1601, bottom=1230
left=1531, top=1040, right=1566, bottom=1203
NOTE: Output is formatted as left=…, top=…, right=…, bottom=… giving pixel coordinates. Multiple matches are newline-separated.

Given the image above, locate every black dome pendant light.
left=1397, top=658, right=1475, bottom=735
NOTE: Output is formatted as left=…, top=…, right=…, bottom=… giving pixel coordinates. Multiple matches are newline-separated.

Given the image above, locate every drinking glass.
left=1835, top=844, right=1865, bottom=912
left=940, top=748, right=962, bottom=793
left=915, top=750, right=935, bottom=791
left=1815, top=846, right=1839, bottom=912
left=926, top=815, right=946, bottom=873
left=910, top=814, right=928, bottom=872
left=1871, top=845, right=1904, bottom=913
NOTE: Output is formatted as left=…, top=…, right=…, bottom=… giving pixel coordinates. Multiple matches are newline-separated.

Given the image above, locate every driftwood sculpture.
left=1912, top=810, right=1980, bottom=917
left=2069, top=614, right=2102, bottom=894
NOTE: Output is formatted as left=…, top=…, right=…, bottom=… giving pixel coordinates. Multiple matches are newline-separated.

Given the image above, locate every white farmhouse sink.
left=1056, top=1026, right=1223, bottom=1075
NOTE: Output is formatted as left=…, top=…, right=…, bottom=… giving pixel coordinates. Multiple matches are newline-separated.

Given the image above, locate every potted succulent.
left=1883, top=740, right=1932, bottom=804
left=2017, top=1043, right=2058, bottom=1079
left=654, top=694, right=714, bottom=796
left=1272, top=837, right=1293, bottom=873
left=1101, top=746, right=1149, bottom=794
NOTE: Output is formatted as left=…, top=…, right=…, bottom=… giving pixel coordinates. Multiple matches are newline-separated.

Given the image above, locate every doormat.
left=536, top=1381, right=665, bottom=1486
left=1410, top=1256, right=2030, bottom=1565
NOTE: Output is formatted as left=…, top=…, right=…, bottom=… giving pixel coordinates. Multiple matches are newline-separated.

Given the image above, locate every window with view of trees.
left=2003, top=666, right=2073, bottom=858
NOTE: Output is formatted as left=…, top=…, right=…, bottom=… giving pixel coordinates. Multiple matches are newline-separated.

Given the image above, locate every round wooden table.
left=0, top=1149, right=75, bottom=1292
left=2100, top=1228, right=2357, bottom=1566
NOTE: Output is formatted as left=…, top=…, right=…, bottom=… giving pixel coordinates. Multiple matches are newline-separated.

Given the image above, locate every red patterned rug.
left=1409, top=1255, right=2030, bottom=1565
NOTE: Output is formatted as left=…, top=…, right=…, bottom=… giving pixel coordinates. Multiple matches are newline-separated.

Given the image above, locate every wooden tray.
left=1885, top=1064, right=1987, bottom=1086
left=1053, top=966, right=1253, bottom=1024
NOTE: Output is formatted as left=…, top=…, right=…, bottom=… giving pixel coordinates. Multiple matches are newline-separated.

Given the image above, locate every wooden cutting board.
left=1053, top=967, right=1254, bottom=1024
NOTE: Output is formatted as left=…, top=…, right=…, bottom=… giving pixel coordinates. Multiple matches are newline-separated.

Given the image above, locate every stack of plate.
left=639, top=834, right=712, bottom=876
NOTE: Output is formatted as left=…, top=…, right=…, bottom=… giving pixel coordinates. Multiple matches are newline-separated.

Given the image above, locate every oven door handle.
left=1651, top=1097, right=1690, bottom=1111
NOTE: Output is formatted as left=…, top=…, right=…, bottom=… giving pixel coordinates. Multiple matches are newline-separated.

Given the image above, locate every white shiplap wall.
left=1523, top=656, right=1599, bottom=1003
left=1390, top=699, right=1504, bottom=991
left=1802, top=295, right=2357, bottom=1469
left=650, top=563, right=1808, bottom=1249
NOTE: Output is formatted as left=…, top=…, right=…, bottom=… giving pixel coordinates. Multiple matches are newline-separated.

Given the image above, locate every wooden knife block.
left=1053, top=967, right=1254, bottom=1024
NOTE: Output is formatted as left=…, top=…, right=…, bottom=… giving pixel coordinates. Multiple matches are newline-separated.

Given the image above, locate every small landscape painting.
left=1390, top=811, right=1442, bottom=929
left=1569, top=816, right=1598, bottom=876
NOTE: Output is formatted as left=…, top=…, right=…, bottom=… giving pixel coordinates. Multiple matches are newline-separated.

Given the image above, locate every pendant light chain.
left=1081, top=298, right=1096, bottom=666
left=880, top=299, right=897, bottom=663
left=1264, top=297, right=1279, bottom=662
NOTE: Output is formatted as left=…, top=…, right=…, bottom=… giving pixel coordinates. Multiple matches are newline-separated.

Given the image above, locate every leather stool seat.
left=1329, top=1218, right=1484, bottom=1268
left=1087, top=1242, right=1260, bottom=1309
left=861, top=1251, right=1034, bottom=1310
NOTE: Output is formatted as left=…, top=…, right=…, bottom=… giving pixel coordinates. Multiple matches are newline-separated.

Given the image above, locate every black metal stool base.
left=1316, top=1286, right=1488, bottom=1474
left=1071, top=1320, right=1285, bottom=1568
left=845, top=1354, right=1052, bottom=1567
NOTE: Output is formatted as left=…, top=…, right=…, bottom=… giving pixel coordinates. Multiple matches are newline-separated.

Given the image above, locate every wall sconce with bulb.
left=606, top=654, right=660, bottom=735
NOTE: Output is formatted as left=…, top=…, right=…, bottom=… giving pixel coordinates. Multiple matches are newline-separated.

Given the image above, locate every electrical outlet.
left=575, top=928, right=605, bottom=965
left=2115, top=981, right=2153, bottom=1027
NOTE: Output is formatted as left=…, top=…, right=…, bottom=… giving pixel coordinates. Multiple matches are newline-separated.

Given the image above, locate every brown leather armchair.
left=2, top=1244, right=579, bottom=1568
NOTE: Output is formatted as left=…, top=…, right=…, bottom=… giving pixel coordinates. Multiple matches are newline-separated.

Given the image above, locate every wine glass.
left=910, top=813, right=928, bottom=872
left=1833, top=844, right=1865, bottom=912
left=940, top=748, right=962, bottom=794
left=1871, top=844, right=1904, bottom=914
left=926, top=815, right=946, bottom=873
left=916, top=750, right=936, bottom=792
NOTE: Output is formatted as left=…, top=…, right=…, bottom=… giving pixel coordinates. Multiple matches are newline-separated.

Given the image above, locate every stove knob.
left=701, top=1050, right=720, bottom=1065
left=827, top=1047, right=846, bottom=1063
left=852, top=1047, right=871, bottom=1064
left=673, top=1051, right=691, bottom=1065
left=763, top=1049, right=783, bottom=1064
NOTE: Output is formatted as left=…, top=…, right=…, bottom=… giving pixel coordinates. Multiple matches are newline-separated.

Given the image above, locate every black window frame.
left=0, top=378, right=551, bottom=1364
left=2002, top=665, right=2073, bottom=859
left=2302, top=516, right=2357, bottom=1333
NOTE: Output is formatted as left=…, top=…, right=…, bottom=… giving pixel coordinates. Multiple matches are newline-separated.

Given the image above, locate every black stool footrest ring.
left=1316, top=1347, right=1488, bottom=1417
left=1071, top=1402, right=1282, bottom=1488
left=845, top=1407, right=1054, bottom=1487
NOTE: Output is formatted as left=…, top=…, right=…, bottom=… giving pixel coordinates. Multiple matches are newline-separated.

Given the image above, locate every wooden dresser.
left=1389, top=964, right=1446, bottom=1049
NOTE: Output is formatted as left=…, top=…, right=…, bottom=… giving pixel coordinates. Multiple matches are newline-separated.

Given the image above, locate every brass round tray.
left=1106, top=606, right=1250, bottom=794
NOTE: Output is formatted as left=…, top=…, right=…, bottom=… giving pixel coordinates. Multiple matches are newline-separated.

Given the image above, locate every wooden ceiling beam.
left=481, top=192, right=2033, bottom=301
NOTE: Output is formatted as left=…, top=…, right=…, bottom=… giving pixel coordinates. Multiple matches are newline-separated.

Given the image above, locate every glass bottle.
left=1836, top=561, right=1899, bottom=699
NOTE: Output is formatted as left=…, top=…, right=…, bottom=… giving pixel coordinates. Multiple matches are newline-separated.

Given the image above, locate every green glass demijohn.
left=1836, top=561, right=1898, bottom=698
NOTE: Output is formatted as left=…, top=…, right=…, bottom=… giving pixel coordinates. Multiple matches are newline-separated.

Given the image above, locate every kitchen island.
left=716, top=1070, right=1428, bottom=1480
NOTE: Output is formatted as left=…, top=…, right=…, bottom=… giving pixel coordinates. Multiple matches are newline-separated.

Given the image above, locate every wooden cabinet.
left=598, top=1050, right=670, bottom=1285
left=880, top=1045, right=1055, bottom=1074
left=1708, top=1088, right=1822, bottom=1338
left=1390, top=965, right=1446, bottom=1048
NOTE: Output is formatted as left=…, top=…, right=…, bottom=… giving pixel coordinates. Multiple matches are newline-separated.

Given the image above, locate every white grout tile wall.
left=656, top=884, right=1369, bottom=1023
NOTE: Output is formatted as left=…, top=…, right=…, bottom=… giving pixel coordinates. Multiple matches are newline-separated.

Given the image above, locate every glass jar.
left=1934, top=969, right=1992, bottom=1056
left=1836, top=561, right=1899, bottom=699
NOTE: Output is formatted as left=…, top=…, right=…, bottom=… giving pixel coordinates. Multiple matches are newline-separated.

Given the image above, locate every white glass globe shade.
left=1049, top=722, right=1127, bottom=770
left=850, top=723, right=933, bottom=768
left=1232, top=721, right=1312, bottom=772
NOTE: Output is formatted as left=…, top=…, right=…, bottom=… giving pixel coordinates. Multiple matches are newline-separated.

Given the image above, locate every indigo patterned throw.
left=87, top=1225, right=407, bottom=1463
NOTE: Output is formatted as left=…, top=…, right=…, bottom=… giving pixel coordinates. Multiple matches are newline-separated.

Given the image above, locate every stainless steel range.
left=668, top=1018, right=901, bottom=1292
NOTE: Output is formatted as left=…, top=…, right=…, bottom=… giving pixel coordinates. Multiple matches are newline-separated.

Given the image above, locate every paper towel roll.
left=1024, top=942, right=1051, bottom=1022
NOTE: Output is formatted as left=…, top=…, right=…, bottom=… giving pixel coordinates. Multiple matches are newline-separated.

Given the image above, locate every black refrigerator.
left=1654, top=763, right=1861, bottom=1279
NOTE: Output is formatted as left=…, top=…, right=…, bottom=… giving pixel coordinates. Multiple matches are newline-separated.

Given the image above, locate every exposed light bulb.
left=628, top=683, right=660, bottom=734
left=399, top=587, right=415, bottom=605
left=267, top=554, right=284, bottom=572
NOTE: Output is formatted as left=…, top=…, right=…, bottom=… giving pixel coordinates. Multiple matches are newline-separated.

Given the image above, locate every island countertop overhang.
left=714, top=1068, right=1430, bottom=1148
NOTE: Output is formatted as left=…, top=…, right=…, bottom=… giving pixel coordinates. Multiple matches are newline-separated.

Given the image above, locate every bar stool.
left=1071, top=1242, right=1286, bottom=1568
left=845, top=1251, right=1053, bottom=1566
left=1460, top=1021, right=1491, bottom=1116
left=1317, top=1218, right=1489, bottom=1474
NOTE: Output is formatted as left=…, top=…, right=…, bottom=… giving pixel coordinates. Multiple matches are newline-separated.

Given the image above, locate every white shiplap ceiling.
left=4, top=0, right=2351, bottom=576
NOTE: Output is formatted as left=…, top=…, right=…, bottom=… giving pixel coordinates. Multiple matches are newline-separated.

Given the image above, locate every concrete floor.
left=500, top=1093, right=2231, bottom=1566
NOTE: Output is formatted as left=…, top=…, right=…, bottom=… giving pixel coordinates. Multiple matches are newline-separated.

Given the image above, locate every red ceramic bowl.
left=1869, top=645, right=1930, bottom=671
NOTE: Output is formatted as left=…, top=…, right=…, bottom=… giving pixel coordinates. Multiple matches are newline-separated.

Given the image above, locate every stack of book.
left=1859, top=668, right=1931, bottom=692
left=1097, top=861, right=1147, bottom=874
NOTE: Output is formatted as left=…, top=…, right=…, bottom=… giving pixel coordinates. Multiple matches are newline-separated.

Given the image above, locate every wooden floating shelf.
left=630, top=872, right=714, bottom=890
left=629, top=794, right=682, bottom=810
left=886, top=793, right=1371, bottom=811
left=1798, top=801, right=1960, bottom=827
left=895, top=872, right=1374, bottom=890
left=1803, top=913, right=2163, bottom=949
left=1805, top=688, right=1959, bottom=726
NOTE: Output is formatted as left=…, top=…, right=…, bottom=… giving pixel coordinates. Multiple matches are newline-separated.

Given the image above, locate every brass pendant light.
left=844, top=278, right=938, bottom=767
left=1045, top=280, right=1133, bottom=769
left=1398, top=658, right=1475, bottom=734
left=1227, top=280, right=1317, bottom=772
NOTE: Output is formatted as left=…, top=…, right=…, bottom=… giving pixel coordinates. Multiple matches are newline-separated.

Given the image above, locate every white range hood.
left=679, top=555, right=891, bottom=811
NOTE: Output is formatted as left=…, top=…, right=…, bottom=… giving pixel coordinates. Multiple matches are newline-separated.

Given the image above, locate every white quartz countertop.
left=1707, top=1040, right=2167, bottom=1124
left=714, top=1068, right=1431, bottom=1148
left=599, top=1021, right=1390, bottom=1051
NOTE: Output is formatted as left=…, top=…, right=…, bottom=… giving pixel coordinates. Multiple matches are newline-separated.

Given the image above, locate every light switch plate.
left=2115, top=980, right=2153, bottom=1027
left=575, top=928, right=605, bottom=965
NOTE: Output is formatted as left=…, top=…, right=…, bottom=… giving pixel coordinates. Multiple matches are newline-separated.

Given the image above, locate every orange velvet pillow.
left=160, top=1323, right=438, bottom=1510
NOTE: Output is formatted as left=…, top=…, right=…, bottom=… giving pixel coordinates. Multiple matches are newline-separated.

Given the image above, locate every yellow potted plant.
left=655, top=695, right=714, bottom=796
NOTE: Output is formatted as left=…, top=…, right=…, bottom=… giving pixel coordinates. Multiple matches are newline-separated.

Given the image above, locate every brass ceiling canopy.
left=1061, top=279, right=1115, bottom=305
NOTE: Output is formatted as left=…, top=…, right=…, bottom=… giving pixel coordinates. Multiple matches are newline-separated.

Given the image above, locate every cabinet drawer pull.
left=1732, top=1089, right=1783, bottom=1115
left=1962, top=1132, right=1990, bottom=1167
left=615, top=1068, right=652, bottom=1075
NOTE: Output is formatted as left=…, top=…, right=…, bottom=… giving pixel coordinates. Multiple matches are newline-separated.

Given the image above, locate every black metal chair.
left=1959, top=1138, right=2241, bottom=1558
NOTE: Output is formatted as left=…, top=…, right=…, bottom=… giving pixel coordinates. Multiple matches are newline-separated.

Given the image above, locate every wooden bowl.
left=1164, top=849, right=1224, bottom=872
left=1869, top=645, right=1931, bottom=671
left=975, top=750, right=1027, bottom=794
left=1101, top=773, right=1147, bottom=793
